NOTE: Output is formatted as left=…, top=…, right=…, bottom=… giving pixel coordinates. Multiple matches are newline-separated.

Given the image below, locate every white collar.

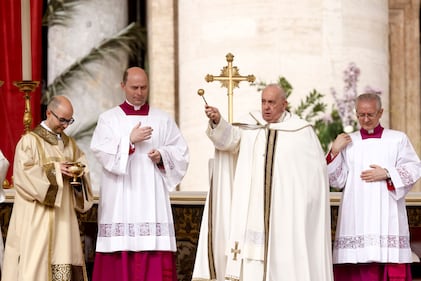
left=41, top=121, right=61, bottom=139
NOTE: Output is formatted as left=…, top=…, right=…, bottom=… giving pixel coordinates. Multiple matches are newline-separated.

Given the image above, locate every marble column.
left=147, top=0, right=177, bottom=117
left=389, top=0, right=421, bottom=190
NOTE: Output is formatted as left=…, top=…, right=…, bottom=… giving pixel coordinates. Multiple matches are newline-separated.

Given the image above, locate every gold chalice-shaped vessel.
left=67, top=162, right=86, bottom=186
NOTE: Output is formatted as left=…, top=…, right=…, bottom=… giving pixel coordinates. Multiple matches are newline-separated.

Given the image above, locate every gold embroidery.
left=32, top=125, right=71, bottom=147
left=51, top=264, right=85, bottom=281
left=207, top=180, right=217, bottom=279
left=263, top=129, right=277, bottom=281
left=51, top=264, right=71, bottom=281
left=29, top=127, right=71, bottom=206
left=44, top=162, right=58, bottom=207
left=33, top=125, right=58, bottom=145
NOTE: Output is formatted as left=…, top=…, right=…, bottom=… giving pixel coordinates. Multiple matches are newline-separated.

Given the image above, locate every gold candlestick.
left=13, top=80, right=40, bottom=133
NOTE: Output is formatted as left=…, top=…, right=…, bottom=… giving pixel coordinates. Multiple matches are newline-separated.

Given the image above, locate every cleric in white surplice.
left=90, top=67, right=189, bottom=281
left=327, top=93, right=421, bottom=281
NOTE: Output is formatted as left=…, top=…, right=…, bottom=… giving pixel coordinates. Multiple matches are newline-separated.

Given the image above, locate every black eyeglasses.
left=50, top=110, right=75, bottom=125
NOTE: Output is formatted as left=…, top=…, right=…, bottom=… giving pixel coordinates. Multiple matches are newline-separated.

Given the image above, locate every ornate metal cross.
left=205, top=53, right=255, bottom=123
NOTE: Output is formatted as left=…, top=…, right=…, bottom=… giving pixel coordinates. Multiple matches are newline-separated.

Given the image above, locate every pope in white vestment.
left=192, top=84, right=333, bottom=281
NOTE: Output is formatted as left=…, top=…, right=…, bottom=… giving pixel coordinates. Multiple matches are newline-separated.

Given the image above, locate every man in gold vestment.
left=2, top=95, right=94, bottom=281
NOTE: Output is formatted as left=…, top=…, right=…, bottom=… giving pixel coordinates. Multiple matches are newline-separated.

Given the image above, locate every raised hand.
left=205, top=105, right=221, bottom=125
left=130, top=122, right=153, bottom=144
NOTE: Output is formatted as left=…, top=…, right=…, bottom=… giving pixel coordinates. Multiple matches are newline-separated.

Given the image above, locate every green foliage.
left=294, top=90, right=327, bottom=123
left=292, top=90, right=341, bottom=152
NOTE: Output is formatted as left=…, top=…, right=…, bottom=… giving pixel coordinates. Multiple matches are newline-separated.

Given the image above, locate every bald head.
left=122, top=67, right=148, bottom=84
left=121, top=67, right=149, bottom=107
left=45, top=95, right=74, bottom=133
left=261, top=84, right=288, bottom=123
left=47, top=95, right=73, bottom=113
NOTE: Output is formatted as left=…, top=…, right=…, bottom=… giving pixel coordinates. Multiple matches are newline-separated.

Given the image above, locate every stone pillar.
left=48, top=0, right=128, bottom=190
left=389, top=0, right=421, bottom=190
left=147, top=0, right=177, bottom=117
left=389, top=0, right=420, bottom=152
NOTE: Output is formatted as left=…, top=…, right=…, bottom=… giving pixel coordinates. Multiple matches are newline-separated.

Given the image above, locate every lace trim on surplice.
left=98, top=222, right=175, bottom=237
left=329, top=162, right=344, bottom=188
left=397, top=166, right=415, bottom=186
left=334, top=234, right=410, bottom=250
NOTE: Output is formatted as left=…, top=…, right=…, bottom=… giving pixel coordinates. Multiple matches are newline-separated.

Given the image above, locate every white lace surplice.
left=328, top=129, right=421, bottom=264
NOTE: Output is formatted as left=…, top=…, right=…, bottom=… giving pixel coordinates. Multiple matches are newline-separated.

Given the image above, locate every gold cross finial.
left=231, top=241, right=241, bottom=261
left=205, top=53, right=255, bottom=123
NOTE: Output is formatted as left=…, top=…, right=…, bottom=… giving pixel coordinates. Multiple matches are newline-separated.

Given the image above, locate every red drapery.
left=0, top=0, right=43, bottom=185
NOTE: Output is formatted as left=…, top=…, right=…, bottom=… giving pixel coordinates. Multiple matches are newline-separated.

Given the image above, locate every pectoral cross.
left=231, top=241, right=241, bottom=261
left=205, top=53, right=255, bottom=123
